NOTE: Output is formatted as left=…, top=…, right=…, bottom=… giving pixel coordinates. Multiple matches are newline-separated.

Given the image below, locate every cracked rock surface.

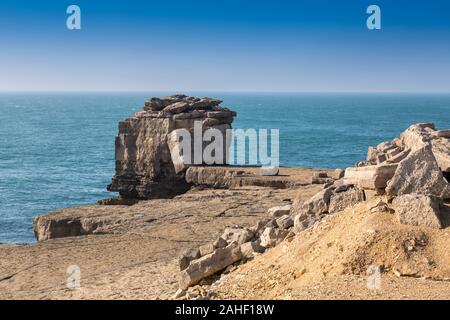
left=1, top=169, right=323, bottom=299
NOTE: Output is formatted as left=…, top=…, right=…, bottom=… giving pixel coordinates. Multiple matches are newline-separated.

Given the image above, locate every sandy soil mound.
left=212, top=197, right=450, bottom=299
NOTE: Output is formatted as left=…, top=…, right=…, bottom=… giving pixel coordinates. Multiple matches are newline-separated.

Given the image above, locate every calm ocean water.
left=1, top=93, right=449, bottom=243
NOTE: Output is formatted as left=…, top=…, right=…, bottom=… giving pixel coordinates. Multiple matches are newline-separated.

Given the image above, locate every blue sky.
left=0, top=0, right=449, bottom=92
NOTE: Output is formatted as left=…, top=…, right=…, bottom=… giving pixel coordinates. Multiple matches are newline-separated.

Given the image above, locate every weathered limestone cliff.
left=107, top=95, right=236, bottom=199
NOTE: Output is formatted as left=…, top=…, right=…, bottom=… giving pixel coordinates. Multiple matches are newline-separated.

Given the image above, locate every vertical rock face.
left=386, top=144, right=450, bottom=199
left=392, top=194, right=443, bottom=229
left=108, top=95, right=236, bottom=199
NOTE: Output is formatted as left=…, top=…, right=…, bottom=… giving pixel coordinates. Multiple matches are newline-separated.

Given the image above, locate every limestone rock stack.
left=108, top=95, right=236, bottom=199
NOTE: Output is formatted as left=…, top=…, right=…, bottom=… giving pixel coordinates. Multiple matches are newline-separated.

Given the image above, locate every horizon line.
left=1, top=90, right=450, bottom=95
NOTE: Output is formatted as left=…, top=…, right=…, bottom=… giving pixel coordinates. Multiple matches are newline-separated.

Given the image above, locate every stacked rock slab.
left=290, top=123, right=449, bottom=233
left=108, top=95, right=236, bottom=199
left=344, top=123, right=450, bottom=229
left=366, top=123, right=450, bottom=173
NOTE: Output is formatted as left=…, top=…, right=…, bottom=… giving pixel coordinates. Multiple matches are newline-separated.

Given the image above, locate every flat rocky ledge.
left=1, top=167, right=325, bottom=299
left=33, top=167, right=334, bottom=241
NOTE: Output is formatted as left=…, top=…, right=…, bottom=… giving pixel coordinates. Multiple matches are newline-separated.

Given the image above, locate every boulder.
left=292, top=214, right=323, bottom=234
left=240, top=241, right=266, bottom=259
left=259, top=227, right=289, bottom=248
left=249, top=219, right=272, bottom=236
left=386, top=148, right=410, bottom=164
left=377, top=141, right=397, bottom=153
left=400, top=123, right=450, bottom=172
left=367, top=146, right=381, bottom=164
left=297, top=186, right=334, bottom=217
left=199, top=243, right=215, bottom=256
left=179, top=244, right=242, bottom=289
left=221, top=227, right=254, bottom=245
left=328, top=187, right=365, bottom=213
left=392, top=194, right=442, bottom=229
left=386, top=145, right=450, bottom=199
left=213, top=237, right=228, bottom=249
left=185, top=166, right=237, bottom=189
left=33, top=215, right=86, bottom=241
left=275, top=215, right=294, bottom=229
left=344, top=163, right=398, bottom=190
left=259, top=166, right=279, bottom=176
left=431, top=138, right=450, bottom=173
left=179, top=248, right=201, bottom=271
left=163, top=101, right=190, bottom=114
left=400, top=123, right=435, bottom=151
left=267, top=205, right=291, bottom=217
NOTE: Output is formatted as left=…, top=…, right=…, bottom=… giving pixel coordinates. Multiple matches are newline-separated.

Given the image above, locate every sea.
left=1, top=92, right=449, bottom=243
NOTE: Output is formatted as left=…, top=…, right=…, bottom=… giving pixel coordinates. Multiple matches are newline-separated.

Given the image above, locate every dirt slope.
left=211, top=198, right=450, bottom=299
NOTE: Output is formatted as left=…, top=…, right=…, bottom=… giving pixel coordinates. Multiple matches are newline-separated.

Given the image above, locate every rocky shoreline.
left=1, top=95, right=449, bottom=300
left=0, top=168, right=325, bottom=299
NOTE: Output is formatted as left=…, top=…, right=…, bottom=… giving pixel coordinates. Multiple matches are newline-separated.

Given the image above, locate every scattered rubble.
left=349, top=123, right=450, bottom=229
left=179, top=244, right=242, bottom=289
left=175, top=122, right=449, bottom=296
